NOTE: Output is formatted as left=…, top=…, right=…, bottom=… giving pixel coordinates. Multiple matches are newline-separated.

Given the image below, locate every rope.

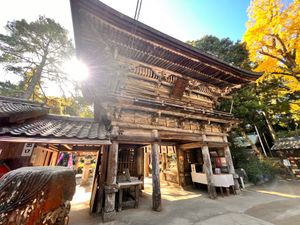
left=129, top=0, right=143, bottom=58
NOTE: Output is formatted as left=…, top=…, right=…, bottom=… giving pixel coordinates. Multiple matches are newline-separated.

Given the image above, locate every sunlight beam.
left=63, top=57, right=89, bottom=82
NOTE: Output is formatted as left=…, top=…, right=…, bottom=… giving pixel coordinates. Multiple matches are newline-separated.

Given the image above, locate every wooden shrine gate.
left=70, top=0, right=259, bottom=221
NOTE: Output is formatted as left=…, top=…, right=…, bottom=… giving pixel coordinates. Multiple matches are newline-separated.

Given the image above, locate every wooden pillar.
left=223, top=136, right=240, bottom=191
left=160, top=152, right=167, bottom=181
left=151, top=130, right=162, bottom=211
left=103, top=140, right=118, bottom=222
left=90, top=147, right=104, bottom=213
left=137, top=147, right=144, bottom=178
left=161, top=153, right=165, bottom=171
left=224, top=146, right=235, bottom=175
left=176, top=147, right=186, bottom=186
left=144, top=150, right=150, bottom=177
left=224, top=145, right=240, bottom=191
left=80, top=156, right=91, bottom=186
left=96, top=145, right=108, bottom=213
left=201, top=145, right=217, bottom=199
left=137, top=147, right=144, bottom=189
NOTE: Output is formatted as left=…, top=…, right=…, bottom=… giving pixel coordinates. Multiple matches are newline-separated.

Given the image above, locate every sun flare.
left=63, top=57, right=89, bottom=82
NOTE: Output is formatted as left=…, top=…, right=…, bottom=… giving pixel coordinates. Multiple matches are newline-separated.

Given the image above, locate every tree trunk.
left=241, top=131, right=262, bottom=156
left=23, top=55, right=47, bottom=99
left=262, top=111, right=277, bottom=142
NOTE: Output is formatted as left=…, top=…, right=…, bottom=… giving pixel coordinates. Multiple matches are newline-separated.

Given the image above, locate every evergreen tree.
left=0, top=16, right=74, bottom=99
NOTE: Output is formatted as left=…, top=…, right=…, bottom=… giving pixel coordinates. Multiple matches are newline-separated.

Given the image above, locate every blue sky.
left=0, top=0, right=251, bottom=42
left=101, top=0, right=251, bottom=41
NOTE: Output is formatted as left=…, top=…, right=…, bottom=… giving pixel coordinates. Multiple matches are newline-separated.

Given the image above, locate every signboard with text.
left=21, top=143, right=34, bottom=157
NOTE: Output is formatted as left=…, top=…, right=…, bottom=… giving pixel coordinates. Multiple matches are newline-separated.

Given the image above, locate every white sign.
left=21, top=143, right=34, bottom=157
left=283, top=159, right=291, bottom=167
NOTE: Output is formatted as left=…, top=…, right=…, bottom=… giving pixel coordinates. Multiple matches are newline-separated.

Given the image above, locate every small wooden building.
left=272, top=136, right=300, bottom=178
left=0, top=96, right=109, bottom=173
left=70, top=0, right=259, bottom=221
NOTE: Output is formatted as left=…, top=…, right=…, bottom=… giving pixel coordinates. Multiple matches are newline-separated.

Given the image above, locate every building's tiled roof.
left=272, top=136, right=300, bottom=150
left=0, top=114, right=108, bottom=140
left=0, top=96, right=48, bottom=123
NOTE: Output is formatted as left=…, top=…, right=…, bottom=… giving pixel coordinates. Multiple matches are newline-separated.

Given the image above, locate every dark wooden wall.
left=118, top=148, right=138, bottom=177
left=0, top=142, right=31, bottom=169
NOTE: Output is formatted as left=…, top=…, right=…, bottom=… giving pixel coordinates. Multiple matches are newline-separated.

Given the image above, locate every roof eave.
left=70, top=0, right=260, bottom=81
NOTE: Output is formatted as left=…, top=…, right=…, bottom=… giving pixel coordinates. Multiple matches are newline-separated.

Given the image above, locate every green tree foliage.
left=188, top=35, right=263, bottom=129
left=187, top=35, right=251, bottom=69
left=45, top=96, right=93, bottom=118
left=0, top=16, right=74, bottom=99
left=221, top=84, right=264, bottom=129
left=0, top=80, right=93, bottom=117
left=0, top=81, right=24, bottom=97
left=189, top=35, right=297, bottom=138
left=0, top=17, right=94, bottom=118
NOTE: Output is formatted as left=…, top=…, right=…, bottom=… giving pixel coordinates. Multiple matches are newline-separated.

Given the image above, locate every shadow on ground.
left=69, top=178, right=300, bottom=225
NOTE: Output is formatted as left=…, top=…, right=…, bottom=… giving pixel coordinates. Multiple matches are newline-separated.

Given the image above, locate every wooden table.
left=117, top=180, right=143, bottom=211
left=191, top=164, right=235, bottom=197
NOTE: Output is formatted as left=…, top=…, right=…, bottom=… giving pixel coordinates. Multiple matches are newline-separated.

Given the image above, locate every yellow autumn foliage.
left=244, top=0, right=300, bottom=122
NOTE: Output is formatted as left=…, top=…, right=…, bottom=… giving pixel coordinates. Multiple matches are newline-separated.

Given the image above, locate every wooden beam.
left=72, top=145, right=102, bottom=151
left=207, top=142, right=229, bottom=148
left=0, top=136, right=111, bottom=145
left=109, top=96, right=235, bottom=124
left=112, top=121, right=228, bottom=136
left=58, top=145, right=70, bottom=152
left=160, top=132, right=208, bottom=142
left=178, top=141, right=229, bottom=150
left=178, top=142, right=202, bottom=150
left=116, top=135, right=154, bottom=143
left=151, top=130, right=162, bottom=211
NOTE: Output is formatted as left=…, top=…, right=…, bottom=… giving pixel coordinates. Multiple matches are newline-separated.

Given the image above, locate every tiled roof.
left=272, top=136, right=300, bottom=150
left=0, top=96, right=48, bottom=123
left=0, top=114, right=108, bottom=140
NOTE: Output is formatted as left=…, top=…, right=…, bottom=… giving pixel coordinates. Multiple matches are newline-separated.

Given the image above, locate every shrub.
left=231, top=143, right=282, bottom=184
left=244, top=158, right=281, bottom=184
